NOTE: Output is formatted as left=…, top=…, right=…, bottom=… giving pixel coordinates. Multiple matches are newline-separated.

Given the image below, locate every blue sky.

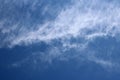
left=0, top=0, right=120, bottom=80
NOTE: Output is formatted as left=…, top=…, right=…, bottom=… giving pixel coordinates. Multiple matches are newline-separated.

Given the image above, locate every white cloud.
left=5, top=0, right=119, bottom=47
left=1, top=0, right=120, bottom=69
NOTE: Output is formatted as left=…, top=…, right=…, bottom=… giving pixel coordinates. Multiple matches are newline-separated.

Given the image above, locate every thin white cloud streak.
left=87, top=54, right=115, bottom=69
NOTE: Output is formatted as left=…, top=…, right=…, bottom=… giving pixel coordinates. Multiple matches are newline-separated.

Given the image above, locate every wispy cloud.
left=6, top=0, right=120, bottom=47
left=1, top=0, right=120, bottom=69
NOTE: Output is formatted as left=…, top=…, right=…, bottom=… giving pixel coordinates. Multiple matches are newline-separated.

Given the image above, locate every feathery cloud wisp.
left=1, top=0, right=120, bottom=69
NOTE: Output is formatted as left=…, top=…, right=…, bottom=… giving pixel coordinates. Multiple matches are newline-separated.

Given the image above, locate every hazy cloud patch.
left=1, top=0, right=120, bottom=70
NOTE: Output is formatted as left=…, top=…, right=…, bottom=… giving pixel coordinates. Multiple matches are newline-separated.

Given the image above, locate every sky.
left=1, top=0, right=120, bottom=80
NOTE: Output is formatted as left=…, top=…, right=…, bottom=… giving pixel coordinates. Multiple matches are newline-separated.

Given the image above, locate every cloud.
left=5, top=0, right=120, bottom=47
left=1, top=0, right=120, bottom=69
